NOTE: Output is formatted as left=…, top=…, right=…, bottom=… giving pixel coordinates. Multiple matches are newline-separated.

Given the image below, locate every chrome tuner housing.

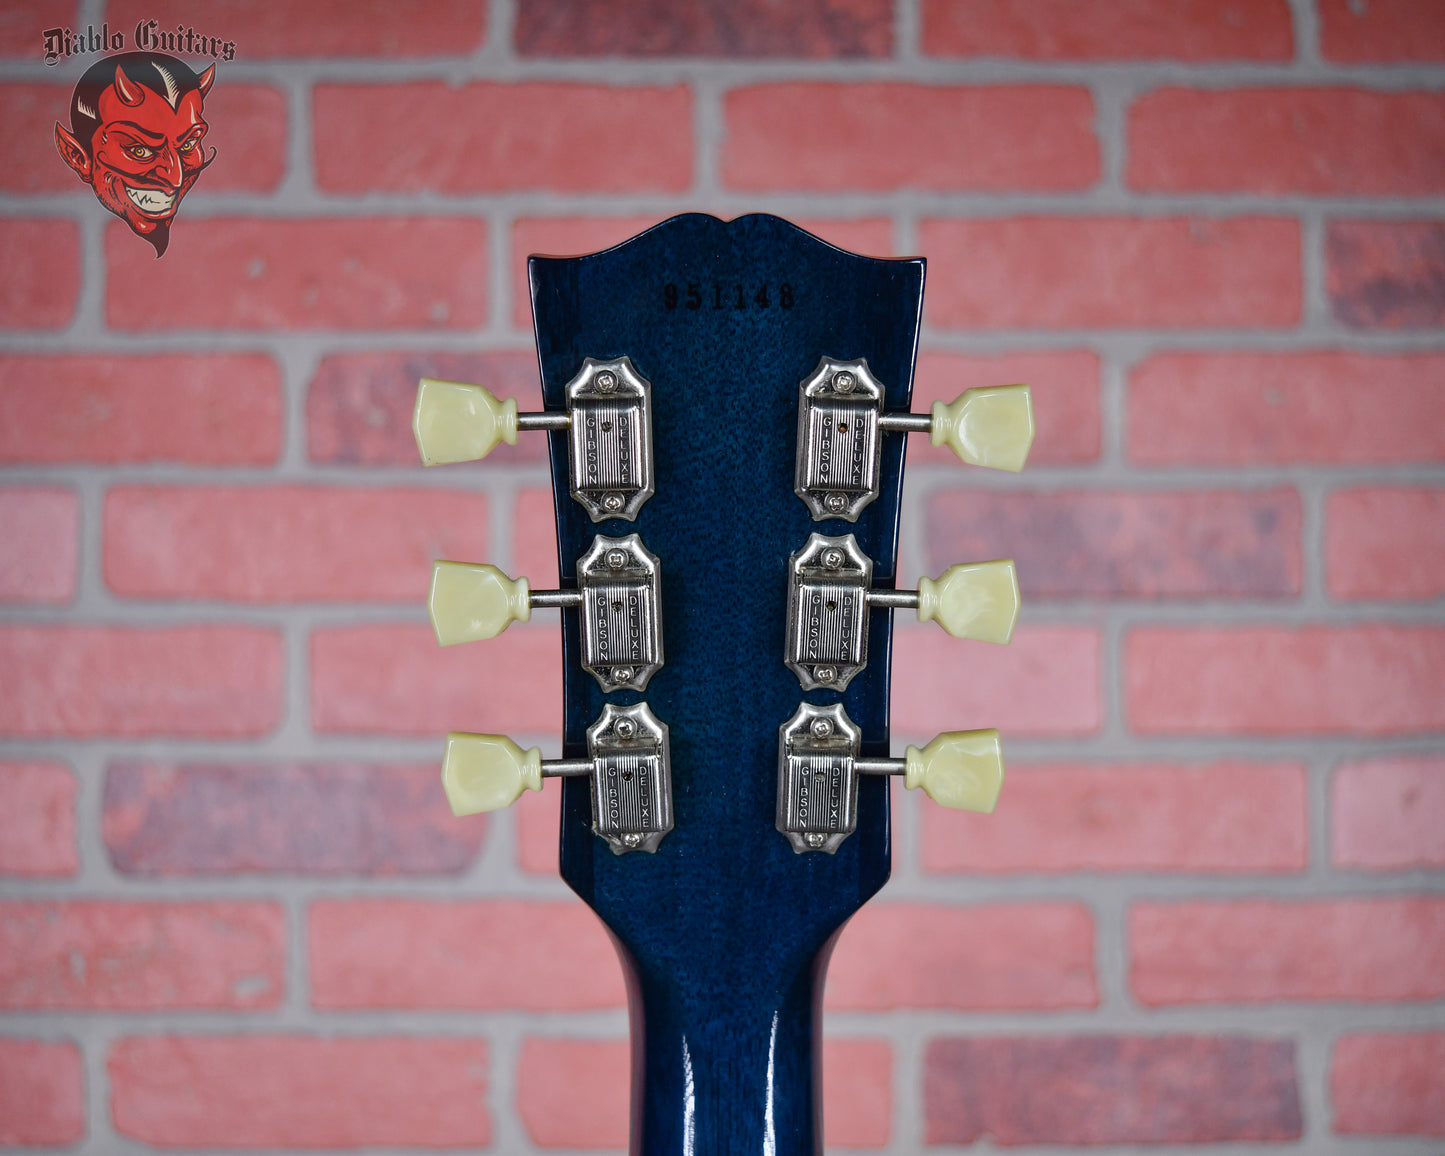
left=794, top=356, right=885, bottom=522
left=588, top=702, right=673, bottom=855
left=784, top=532, right=873, bottom=691
left=776, top=702, right=861, bottom=855
left=565, top=357, right=655, bottom=522
left=576, top=534, right=663, bottom=692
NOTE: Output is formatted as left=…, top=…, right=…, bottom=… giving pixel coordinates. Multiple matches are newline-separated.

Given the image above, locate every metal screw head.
left=614, top=717, right=637, bottom=739
left=612, top=666, right=634, bottom=684
left=822, top=547, right=844, bottom=570
left=603, top=493, right=624, bottom=512
left=596, top=370, right=618, bottom=392
left=622, top=833, right=642, bottom=848
left=824, top=493, right=847, bottom=514
left=805, top=832, right=826, bottom=849
left=606, top=549, right=626, bottom=570
left=815, top=666, right=837, bottom=684
left=810, top=717, right=833, bottom=739
left=831, top=370, right=856, bottom=393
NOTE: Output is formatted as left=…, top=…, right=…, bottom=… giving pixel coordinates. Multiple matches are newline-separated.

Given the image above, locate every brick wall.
left=1, top=0, right=1442, bottom=1151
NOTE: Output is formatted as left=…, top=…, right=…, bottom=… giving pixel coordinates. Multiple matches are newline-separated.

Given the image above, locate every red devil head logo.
left=55, top=52, right=215, bottom=257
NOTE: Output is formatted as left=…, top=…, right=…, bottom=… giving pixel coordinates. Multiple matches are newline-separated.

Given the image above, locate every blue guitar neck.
left=532, top=214, right=923, bottom=1155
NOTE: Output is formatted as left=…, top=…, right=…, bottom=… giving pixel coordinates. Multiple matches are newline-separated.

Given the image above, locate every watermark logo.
left=54, top=52, right=216, bottom=257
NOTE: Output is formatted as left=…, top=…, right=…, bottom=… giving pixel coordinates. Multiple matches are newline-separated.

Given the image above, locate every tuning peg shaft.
left=428, top=561, right=581, bottom=646
left=413, top=379, right=569, bottom=467
left=879, top=383, right=1034, bottom=473
left=857, top=729, right=1005, bottom=813
left=867, top=559, right=1020, bottom=644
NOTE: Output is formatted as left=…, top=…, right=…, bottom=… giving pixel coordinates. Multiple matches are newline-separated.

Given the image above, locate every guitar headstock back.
left=417, top=213, right=1030, bottom=1152
left=534, top=215, right=916, bottom=943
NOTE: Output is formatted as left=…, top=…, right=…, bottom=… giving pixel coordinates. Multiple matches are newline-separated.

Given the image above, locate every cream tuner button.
left=916, top=559, right=1019, bottom=644
left=928, top=383, right=1034, bottom=472
left=429, top=562, right=536, bottom=645
left=902, top=729, right=1005, bottom=813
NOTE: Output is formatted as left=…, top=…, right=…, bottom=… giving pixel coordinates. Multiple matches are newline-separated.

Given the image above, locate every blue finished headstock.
left=535, top=215, right=917, bottom=1154
left=416, top=213, right=1030, bottom=1155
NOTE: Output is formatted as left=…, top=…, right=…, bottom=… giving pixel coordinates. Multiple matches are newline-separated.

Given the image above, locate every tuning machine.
left=777, top=703, right=1002, bottom=854
left=429, top=534, right=662, bottom=692
left=785, top=533, right=1018, bottom=691
left=442, top=702, right=673, bottom=855
left=794, top=356, right=1034, bottom=521
left=414, top=356, right=655, bottom=522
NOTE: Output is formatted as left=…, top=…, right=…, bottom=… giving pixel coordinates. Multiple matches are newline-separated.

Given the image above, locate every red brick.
left=0, top=625, right=282, bottom=738
left=110, top=1036, right=489, bottom=1147
left=893, top=625, right=1100, bottom=738
left=315, top=83, right=690, bottom=195
left=1129, top=89, right=1445, bottom=195
left=922, top=761, right=1307, bottom=875
left=1130, top=897, right=1445, bottom=1004
left=511, top=217, right=893, bottom=329
left=185, top=83, right=287, bottom=193
left=0, top=901, right=283, bottom=1010
left=919, top=217, right=1300, bottom=329
left=913, top=351, right=1100, bottom=465
left=1332, top=1033, right=1445, bottom=1135
left=1328, top=220, right=1445, bottom=329
left=1126, top=625, right=1445, bottom=735
left=0, top=1039, right=83, bottom=1145
left=104, top=485, right=489, bottom=602
left=106, top=0, right=485, bottom=56
left=0, top=488, right=76, bottom=603
left=1128, top=351, right=1445, bottom=466
left=0, top=353, right=282, bottom=465
left=104, top=762, right=483, bottom=875
left=827, top=903, right=1096, bottom=1010
left=922, top=0, right=1291, bottom=60
left=1320, top=0, right=1445, bottom=62
left=0, top=84, right=73, bottom=192
left=517, top=1037, right=889, bottom=1148
left=926, top=1036, right=1300, bottom=1145
left=724, top=85, right=1098, bottom=192
left=309, top=899, right=623, bottom=1009
left=1328, top=488, right=1445, bottom=600
left=309, top=350, right=543, bottom=465
left=0, top=762, right=77, bottom=877
left=0, top=3, right=77, bottom=56
left=1332, top=758, right=1445, bottom=871
left=0, top=220, right=77, bottom=329
left=514, top=486, right=561, bottom=586
left=517, top=0, right=891, bottom=56
left=106, top=218, right=487, bottom=331
left=517, top=779, right=562, bottom=874
left=925, top=488, right=1301, bottom=598
left=310, top=623, right=560, bottom=736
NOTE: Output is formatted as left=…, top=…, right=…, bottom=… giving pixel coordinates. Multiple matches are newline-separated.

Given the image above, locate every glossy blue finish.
left=532, top=215, right=922, bottom=1156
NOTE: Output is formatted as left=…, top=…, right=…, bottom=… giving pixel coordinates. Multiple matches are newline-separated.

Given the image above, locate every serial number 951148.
left=664, top=282, right=797, bottom=311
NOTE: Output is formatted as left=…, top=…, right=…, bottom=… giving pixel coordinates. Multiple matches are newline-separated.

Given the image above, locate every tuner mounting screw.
left=595, top=370, right=618, bottom=392
left=805, top=832, right=826, bottom=848
left=824, top=493, right=847, bottom=514
left=622, top=833, right=642, bottom=848
left=614, top=718, right=637, bottom=739
left=822, top=547, right=844, bottom=570
left=815, top=666, right=838, bottom=685
left=831, top=371, right=856, bottom=394
left=606, top=549, right=627, bottom=570
left=603, top=493, right=624, bottom=513
left=810, top=717, right=833, bottom=739
left=612, top=666, right=634, bottom=684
